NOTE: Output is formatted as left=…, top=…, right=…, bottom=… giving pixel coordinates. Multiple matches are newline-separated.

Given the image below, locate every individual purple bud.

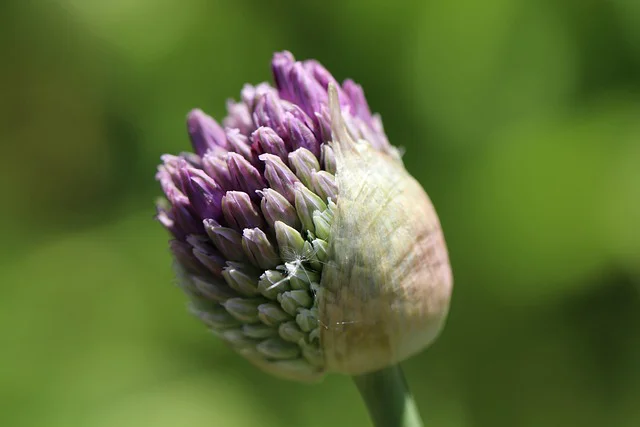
left=225, top=128, right=255, bottom=164
left=241, top=82, right=276, bottom=111
left=163, top=184, right=202, bottom=235
left=293, top=182, right=327, bottom=234
left=288, top=148, right=320, bottom=188
left=280, top=101, right=316, bottom=132
left=289, top=62, right=327, bottom=122
left=260, top=188, right=301, bottom=230
left=272, top=51, right=296, bottom=102
left=169, top=239, right=208, bottom=275
left=178, top=163, right=224, bottom=221
left=342, top=79, right=373, bottom=124
left=242, top=228, right=279, bottom=270
left=259, top=153, right=300, bottom=203
left=156, top=155, right=183, bottom=197
left=187, top=109, right=229, bottom=156
left=303, top=60, right=349, bottom=109
left=311, top=170, right=338, bottom=202
left=224, top=99, right=254, bottom=135
left=203, top=218, right=246, bottom=261
left=227, top=153, right=266, bottom=200
left=202, top=151, right=234, bottom=190
left=253, top=92, right=286, bottom=137
left=221, top=191, right=265, bottom=231
left=187, top=234, right=227, bottom=277
left=156, top=201, right=179, bottom=238
left=286, top=113, right=320, bottom=157
left=252, top=127, right=288, bottom=162
left=304, top=59, right=337, bottom=90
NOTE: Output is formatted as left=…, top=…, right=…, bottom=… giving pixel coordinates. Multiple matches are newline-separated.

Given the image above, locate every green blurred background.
left=1, top=0, right=639, bottom=426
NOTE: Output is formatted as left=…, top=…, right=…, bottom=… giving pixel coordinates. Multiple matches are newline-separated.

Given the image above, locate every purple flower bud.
left=187, top=235, right=226, bottom=277
left=272, top=51, right=296, bottom=102
left=202, top=151, right=234, bottom=190
left=224, top=100, right=254, bottom=135
left=286, top=113, right=320, bottom=157
left=252, top=127, right=288, bottom=162
left=289, top=62, right=327, bottom=121
left=204, top=218, right=246, bottom=261
left=156, top=51, right=451, bottom=382
left=225, top=128, right=254, bottom=164
left=242, top=228, right=279, bottom=270
left=227, top=153, right=266, bottom=200
left=259, top=153, right=300, bottom=203
left=187, top=109, right=229, bottom=156
left=259, top=188, right=301, bottom=230
left=342, top=79, right=373, bottom=124
left=253, top=92, right=286, bottom=137
left=169, top=239, right=207, bottom=275
left=221, top=191, right=265, bottom=231
left=241, top=83, right=275, bottom=111
left=178, top=163, right=224, bottom=221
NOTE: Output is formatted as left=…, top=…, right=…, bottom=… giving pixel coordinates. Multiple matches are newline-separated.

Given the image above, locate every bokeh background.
left=1, top=0, right=639, bottom=426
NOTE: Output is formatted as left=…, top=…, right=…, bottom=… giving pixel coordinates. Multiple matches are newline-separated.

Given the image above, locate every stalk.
left=352, top=364, right=424, bottom=427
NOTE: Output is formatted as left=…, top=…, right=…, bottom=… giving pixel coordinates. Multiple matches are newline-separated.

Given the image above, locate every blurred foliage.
left=1, top=0, right=639, bottom=426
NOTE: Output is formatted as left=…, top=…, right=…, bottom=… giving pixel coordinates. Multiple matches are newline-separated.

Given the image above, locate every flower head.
left=156, top=51, right=452, bottom=381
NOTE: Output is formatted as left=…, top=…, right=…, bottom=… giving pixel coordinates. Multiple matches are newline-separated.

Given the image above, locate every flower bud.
left=156, top=51, right=452, bottom=382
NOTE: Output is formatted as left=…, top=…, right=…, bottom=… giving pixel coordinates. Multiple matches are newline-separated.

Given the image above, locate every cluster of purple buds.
left=156, top=52, right=452, bottom=381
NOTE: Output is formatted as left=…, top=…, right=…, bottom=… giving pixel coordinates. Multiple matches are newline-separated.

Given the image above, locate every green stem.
left=352, top=364, right=424, bottom=427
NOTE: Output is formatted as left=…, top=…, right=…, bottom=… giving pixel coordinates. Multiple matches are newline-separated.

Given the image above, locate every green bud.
left=242, top=228, right=279, bottom=270
left=311, top=238, right=328, bottom=263
left=289, top=147, right=320, bottom=188
left=192, top=276, right=238, bottom=302
left=294, top=182, right=327, bottom=234
left=296, top=308, right=318, bottom=333
left=243, top=323, right=278, bottom=339
left=223, top=298, right=262, bottom=323
left=258, top=302, right=290, bottom=326
left=274, top=221, right=305, bottom=262
left=222, top=263, right=260, bottom=297
left=192, top=305, right=241, bottom=330
left=218, top=328, right=258, bottom=348
left=257, top=270, right=290, bottom=300
left=278, top=321, right=306, bottom=343
left=277, top=290, right=313, bottom=316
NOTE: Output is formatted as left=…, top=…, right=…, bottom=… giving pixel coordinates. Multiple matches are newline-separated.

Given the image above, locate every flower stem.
left=352, top=364, right=424, bottom=427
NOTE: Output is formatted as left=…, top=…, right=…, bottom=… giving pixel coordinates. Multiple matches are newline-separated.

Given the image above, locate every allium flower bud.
left=156, top=51, right=452, bottom=381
